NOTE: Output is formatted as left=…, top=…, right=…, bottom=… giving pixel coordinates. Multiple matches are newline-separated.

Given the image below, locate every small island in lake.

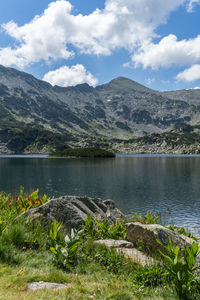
left=49, top=147, right=116, bottom=158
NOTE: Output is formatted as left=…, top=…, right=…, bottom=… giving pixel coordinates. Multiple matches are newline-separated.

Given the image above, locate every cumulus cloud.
left=0, top=0, right=187, bottom=68
left=133, top=34, right=200, bottom=69
left=43, top=64, right=98, bottom=87
left=176, top=64, right=200, bottom=82
left=187, top=0, right=200, bottom=12
left=0, top=1, right=74, bottom=68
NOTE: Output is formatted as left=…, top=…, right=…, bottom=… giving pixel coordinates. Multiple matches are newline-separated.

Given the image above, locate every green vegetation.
left=0, top=124, right=74, bottom=153
left=0, top=189, right=200, bottom=299
left=167, top=225, right=197, bottom=240
left=0, top=186, right=48, bottom=233
left=131, top=211, right=162, bottom=224
left=81, top=214, right=127, bottom=240
left=157, top=239, right=200, bottom=299
left=50, top=147, right=116, bottom=158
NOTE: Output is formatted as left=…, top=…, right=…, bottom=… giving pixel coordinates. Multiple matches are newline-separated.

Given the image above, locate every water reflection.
left=1, top=155, right=200, bottom=234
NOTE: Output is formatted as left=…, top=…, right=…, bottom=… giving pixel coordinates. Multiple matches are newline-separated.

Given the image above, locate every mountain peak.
left=105, top=76, right=153, bottom=93
left=109, top=76, right=134, bottom=83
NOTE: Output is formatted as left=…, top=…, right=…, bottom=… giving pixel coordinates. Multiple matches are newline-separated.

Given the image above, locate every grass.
left=0, top=257, right=177, bottom=300
left=0, top=189, right=198, bottom=299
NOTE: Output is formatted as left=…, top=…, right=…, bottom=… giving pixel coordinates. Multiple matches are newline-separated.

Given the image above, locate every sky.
left=0, top=0, right=200, bottom=91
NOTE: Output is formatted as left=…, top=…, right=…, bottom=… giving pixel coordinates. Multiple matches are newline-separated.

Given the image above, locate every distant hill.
left=1, top=64, right=200, bottom=153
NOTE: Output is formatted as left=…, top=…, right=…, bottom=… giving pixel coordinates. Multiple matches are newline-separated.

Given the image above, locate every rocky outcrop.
left=94, top=222, right=200, bottom=267
left=126, top=222, right=195, bottom=253
left=113, top=140, right=200, bottom=154
left=116, top=248, right=155, bottom=267
left=18, top=196, right=124, bottom=229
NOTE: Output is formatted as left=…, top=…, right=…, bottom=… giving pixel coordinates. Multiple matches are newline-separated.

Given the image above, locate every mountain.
left=1, top=64, right=200, bottom=153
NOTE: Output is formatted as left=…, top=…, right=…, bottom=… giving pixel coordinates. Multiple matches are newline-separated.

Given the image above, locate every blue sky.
left=0, top=0, right=200, bottom=91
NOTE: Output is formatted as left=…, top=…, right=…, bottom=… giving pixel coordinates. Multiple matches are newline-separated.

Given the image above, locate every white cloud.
left=187, top=0, right=200, bottom=12
left=43, top=64, right=98, bottom=87
left=122, top=62, right=131, bottom=68
left=146, top=78, right=155, bottom=85
left=133, top=34, right=200, bottom=69
left=0, top=0, right=187, bottom=68
left=0, top=1, right=74, bottom=68
left=176, top=64, right=200, bottom=82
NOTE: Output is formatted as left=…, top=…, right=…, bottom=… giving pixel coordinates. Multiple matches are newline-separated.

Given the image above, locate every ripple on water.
left=0, top=155, right=200, bottom=234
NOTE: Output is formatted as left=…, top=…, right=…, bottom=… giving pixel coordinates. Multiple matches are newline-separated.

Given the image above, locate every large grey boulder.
left=18, top=196, right=124, bottom=229
left=126, top=222, right=195, bottom=253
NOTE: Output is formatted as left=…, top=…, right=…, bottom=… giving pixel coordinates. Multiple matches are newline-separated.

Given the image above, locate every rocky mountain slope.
left=1, top=64, right=200, bottom=153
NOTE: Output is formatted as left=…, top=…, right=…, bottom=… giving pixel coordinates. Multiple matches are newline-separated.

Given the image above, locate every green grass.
left=0, top=255, right=177, bottom=300
left=0, top=188, right=198, bottom=299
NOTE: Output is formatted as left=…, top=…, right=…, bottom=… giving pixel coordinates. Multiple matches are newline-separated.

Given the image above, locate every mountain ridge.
left=1, top=64, right=200, bottom=93
left=1, top=64, right=200, bottom=153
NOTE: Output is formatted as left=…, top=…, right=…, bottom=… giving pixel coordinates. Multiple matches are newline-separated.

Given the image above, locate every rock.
left=17, top=196, right=124, bottom=230
left=94, top=239, right=155, bottom=267
left=27, top=282, right=69, bottom=291
left=94, top=239, right=134, bottom=248
left=115, top=248, right=155, bottom=267
left=0, top=143, right=11, bottom=154
left=126, top=222, right=195, bottom=253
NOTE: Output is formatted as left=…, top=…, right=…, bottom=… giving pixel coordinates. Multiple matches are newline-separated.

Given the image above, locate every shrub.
left=1, top=220, right=48, bottom=251
left=49, top=220, right=81, bottom=270
left=158, top=238, right=200, bottom=299
left=132, top=264, right=165, bottom=288
left=0, top=242, right=20, bottom=264
left=131, top=211, right=161, bottom=224
left=0, top=187, right=49, bottom=233
left=1, top=223, right=27, bottom=248
left=82, top=214, right=127, bottom=240
left=17, top=186, right=48, bottom=212
left=0, top=220, right=48, bottom=264
left=77, top=239, right=134, bottom=276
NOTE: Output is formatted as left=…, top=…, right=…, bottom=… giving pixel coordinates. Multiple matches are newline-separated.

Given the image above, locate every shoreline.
left=2, top=153, right=200, bottom=157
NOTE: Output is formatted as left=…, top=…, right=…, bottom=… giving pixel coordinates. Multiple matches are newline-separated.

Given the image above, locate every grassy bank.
left=0, top=188, right=199, bottom=299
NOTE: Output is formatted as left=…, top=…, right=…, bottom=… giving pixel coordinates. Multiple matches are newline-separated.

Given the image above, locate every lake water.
left=1, top=154, right=200, bottom=234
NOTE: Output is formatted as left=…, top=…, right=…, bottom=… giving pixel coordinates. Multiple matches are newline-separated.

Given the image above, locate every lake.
left=1, top=154, right=200, bottom=234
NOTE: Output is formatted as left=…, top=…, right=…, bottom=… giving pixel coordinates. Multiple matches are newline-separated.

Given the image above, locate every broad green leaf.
left=156, top=238, right=163, bottom=246
left=50, top=247, right=57, bottom=255
left=177, top=271, right=181, bottom=281
left=174, top=252, right=178, bottom=265
left=159, top=251, right=173, bottom=264
left=174, top=246, right=180, bottom=255
left=191, top=242, right=199, bottom=255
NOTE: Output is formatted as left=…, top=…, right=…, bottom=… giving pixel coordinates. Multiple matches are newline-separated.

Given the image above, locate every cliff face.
left=1, top=64, right=200, bottom=153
